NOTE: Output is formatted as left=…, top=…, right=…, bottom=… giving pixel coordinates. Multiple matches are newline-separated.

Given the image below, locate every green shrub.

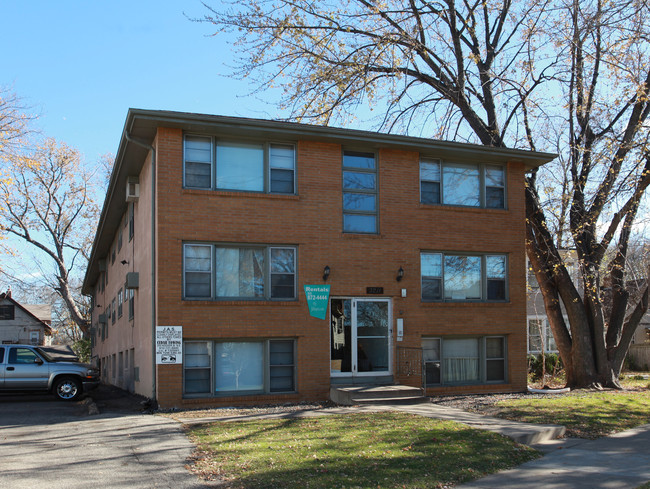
left=528, top=353, right=563, bottom=381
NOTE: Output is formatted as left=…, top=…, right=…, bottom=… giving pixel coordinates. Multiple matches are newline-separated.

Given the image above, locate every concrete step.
left=331, top=384, right=425, bottom=405
left=351, top=395, right=430, bottom=406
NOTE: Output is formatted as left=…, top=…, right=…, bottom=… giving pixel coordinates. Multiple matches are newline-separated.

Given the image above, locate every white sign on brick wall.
left=156, top=326, right=182, bottom=364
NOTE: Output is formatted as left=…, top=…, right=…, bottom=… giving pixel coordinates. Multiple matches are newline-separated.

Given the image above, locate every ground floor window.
left=183, top=339, right=296, bottom=396
left=422, top=336, right=506, bottom=386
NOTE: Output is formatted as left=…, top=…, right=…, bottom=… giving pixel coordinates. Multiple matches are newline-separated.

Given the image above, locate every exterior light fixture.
left=396, top=266, right=404, bottom=282
left=121, top=260, right=129, bottom=265
left=323, top=265, right=331, bottom=282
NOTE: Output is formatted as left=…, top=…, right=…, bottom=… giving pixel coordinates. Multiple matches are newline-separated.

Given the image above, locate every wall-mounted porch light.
left=323, top=265, right=331, bottom=282
left=396, top=266, right=404, bottom=282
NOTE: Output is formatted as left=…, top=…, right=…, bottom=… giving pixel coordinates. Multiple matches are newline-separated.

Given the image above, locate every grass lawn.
left=187, top=412, right=539, bottom=489
left=491, top=379, right=650, bottom=439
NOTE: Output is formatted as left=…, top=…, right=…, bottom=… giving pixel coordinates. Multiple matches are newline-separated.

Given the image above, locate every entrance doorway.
left=330, top=298, right=391, bottom=377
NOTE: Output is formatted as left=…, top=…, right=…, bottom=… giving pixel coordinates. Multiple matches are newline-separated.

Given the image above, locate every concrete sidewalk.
left=458, top=423, right=650, bottom=489
left=175, top=402, right=650, bottom=488
left=175, top=402, right=565, bottom=446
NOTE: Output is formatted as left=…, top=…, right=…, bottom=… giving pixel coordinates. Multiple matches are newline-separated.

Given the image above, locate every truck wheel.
left=53, top=377, right=82, bottom=401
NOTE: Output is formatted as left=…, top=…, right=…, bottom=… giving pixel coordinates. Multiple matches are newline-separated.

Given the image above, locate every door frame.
left=329, top=296, right=393, bottom=378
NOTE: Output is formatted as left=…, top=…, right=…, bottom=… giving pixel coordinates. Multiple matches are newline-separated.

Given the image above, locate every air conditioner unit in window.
left=125, top=272, right=139, bottom=289
left=126, top=176, right=140, bottom=202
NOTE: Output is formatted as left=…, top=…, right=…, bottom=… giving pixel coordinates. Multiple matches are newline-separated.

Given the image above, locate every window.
left=184, top=244, right=296, bottom=300
left=421, top=252, right=508, bottom=301
left=420, top=160, right=441, bottom=204
left=422, top=336, right=507, bottom=385
left=183, top=135, right=296, bottom=194
left=117, top=288, right=123, bottom=318
left=486, top=255, right=507, bottom=300
left=485, top=165, right=505, bottom=208
left=183, top=339, right=296, bottom=396
left=343, top=151, right=378, bottom=233
left=270, top=144, right=295, bottom=193
left=111, top=298, right=116, bottom=324
left=118, top=228, right=123, bottom=252
left=0, top=347, right=4, bottom=363
left=422, top=338, right=441, bottom=385
left=128, top=288, right=135, bottom=320
left=528, top=318, right=558, bottom=353
left=9, top=347, right=41, bottom=364
left=486, top=337, right=506, bottom=382
left=0, top=305, right=15, bottom=320
left=420, top=159, right=506, bottom=209
left=111, top=247, right=116, bottom=265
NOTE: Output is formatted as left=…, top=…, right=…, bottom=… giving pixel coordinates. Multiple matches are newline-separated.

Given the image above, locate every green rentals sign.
left=304, top=285, right=331, bottom=320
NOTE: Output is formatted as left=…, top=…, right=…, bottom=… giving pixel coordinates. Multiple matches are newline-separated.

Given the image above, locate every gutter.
left=123, top=129, right=157, bottom=402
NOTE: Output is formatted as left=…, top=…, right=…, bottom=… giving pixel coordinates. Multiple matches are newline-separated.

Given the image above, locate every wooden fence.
left=628, top=344, right=650, bottom=371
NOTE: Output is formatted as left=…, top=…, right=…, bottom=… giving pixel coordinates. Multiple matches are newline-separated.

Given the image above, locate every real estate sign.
left=304, top=285, right=331, bottom=320
left=156, top=326, right=182, bottom=364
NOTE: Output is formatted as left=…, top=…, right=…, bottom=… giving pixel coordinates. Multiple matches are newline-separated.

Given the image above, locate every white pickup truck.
left=0, top=344, right=99, bottom=401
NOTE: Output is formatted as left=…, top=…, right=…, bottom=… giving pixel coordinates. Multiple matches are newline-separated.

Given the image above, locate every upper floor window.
left=184, top=243, right=296, bottom=300
left=117, top=288, right=123, bottom=318
left=184, top=135, right=296, bottom=194
left=0, top=305, right=15, bottom=320
left=420, top=159, right=506, bottom=209
left=421, top=252, right=508, bottom=302
left=342, top=151, right=378, bottom=233
left=528, top=317, right=558, bottom=353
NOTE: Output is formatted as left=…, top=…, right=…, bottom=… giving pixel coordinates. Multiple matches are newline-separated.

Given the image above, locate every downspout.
left=123, top=129, right=157, bottom=402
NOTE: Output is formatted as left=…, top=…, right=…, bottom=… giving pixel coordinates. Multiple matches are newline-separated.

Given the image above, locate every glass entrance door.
left=330, top=298, right=391, bottom=376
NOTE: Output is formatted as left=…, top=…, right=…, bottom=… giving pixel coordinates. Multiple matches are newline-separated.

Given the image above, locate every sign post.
left=303, top=285, right=331, bottom=319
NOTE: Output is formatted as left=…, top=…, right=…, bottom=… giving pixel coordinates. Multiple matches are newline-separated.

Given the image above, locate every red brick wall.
left=153, top=128, right=529, bottom=408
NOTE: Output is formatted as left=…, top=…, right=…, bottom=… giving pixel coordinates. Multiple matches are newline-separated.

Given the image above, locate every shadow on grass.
left=495, top=390, right=650, bottom=438
left=188, top=413, right=539, bottom=489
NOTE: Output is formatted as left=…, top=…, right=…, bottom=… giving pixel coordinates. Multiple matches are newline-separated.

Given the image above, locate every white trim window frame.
left=182, top=339, right=297, bottom=397
left=422, top=335, right=508, bottom=386
left=183, top=134, right=296, bottom=194
left=117, top=288, right=123, bottom=318
left=419, top=158, right=507, bottom=209
left=183, top=243, right=297, bottom=301
left=420, top=251, right=509, bottom=302
left=527, top=316, right=559, bottom=354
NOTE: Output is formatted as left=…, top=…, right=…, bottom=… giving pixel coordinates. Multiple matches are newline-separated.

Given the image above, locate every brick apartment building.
left=82, top=109, right=554, bottom=408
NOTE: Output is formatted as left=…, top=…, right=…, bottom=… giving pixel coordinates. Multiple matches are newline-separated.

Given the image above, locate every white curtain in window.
left=443, top=338, right=480, bottom=382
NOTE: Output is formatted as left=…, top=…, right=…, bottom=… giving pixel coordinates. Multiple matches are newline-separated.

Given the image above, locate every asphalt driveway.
left=0, top=391, right=210, bottom=489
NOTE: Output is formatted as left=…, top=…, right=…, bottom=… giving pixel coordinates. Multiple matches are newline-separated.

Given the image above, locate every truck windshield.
left=34, top=348, right=55, bottom=362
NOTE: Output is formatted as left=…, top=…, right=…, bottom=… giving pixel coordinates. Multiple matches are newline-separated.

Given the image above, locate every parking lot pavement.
left=0, top=392, right=213, bottom=489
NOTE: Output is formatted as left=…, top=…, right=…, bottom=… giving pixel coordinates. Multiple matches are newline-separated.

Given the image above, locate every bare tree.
left=0, top=86, right=36, bottom=159
left=201, top=0, right=650, bottom=388
left=0, top=138, right=99, bottom=334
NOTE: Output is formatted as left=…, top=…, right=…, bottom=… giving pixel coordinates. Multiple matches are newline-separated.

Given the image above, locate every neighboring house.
left=525, top=251, right=580, bottom=355
left=632, top=314, right=650, bottom=344
left=82, top=109, right=555, bottom=408
left=0, top=291, right=52, bottom=346
left=527, top=253, right=650, bottom=355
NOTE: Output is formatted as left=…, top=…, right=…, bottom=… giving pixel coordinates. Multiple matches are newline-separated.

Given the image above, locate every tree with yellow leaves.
left=0, top=137, right=99, bottom=335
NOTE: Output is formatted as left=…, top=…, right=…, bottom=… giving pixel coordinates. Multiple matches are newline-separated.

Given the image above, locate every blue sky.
left=1, top=0, right=277, bottom=162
